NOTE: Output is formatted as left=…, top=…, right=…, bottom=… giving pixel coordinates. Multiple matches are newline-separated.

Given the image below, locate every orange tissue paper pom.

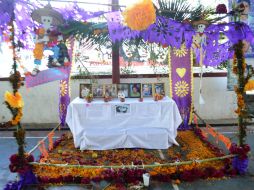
left=122, top=0, right=156, bottom=31
left=4, top=91, right=24, bottom=108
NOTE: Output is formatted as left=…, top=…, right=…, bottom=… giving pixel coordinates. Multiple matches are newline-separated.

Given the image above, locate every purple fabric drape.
left=169, top=45, right=193, bottom=130
left=58, top=40, right=74, bottom=126
left=106, top=11, right=140, bottom=42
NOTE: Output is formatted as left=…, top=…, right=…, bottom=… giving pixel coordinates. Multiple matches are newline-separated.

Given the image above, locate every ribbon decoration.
left=193, top=113, right=231, bottom=149
left=193, top=114, right=198, bottom=128
left=218, top=133, right=232, bottom=150
left=193, top=115, right=208, bottom=138
left=205, top=124, right=232, bottom=150
left=47, top=131, right=55, bottom=151
left=168, top=44, right=193, bottom=130
left=206, top=124, right=217, bottom=138
left=38, top=141, right=48, bottom=162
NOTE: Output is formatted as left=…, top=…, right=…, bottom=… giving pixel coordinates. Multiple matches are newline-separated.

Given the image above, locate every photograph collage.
left=79, top=83, right=165, bottom=99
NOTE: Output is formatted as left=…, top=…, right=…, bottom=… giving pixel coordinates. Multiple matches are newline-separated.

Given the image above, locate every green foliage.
left=59, top=20, right=110, bottom=49
left=156, top=0, right=205, bottom=21
left=217, top=60, right=228, bottom=70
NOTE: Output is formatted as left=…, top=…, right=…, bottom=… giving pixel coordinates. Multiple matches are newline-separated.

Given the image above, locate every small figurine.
left=31, top=4, right=70, bottom=76
left=118, top=91, right=125, bottom=102
left=85, top=93, right=93, bottom=103
left=103, top=94, right=111, bottom=102
left=192, top=20, right=209, bottom=49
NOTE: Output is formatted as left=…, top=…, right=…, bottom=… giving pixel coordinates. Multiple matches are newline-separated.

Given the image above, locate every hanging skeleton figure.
left=31, top=4, right=70, bottom=76
left=192, top=20, right=209, bottom=105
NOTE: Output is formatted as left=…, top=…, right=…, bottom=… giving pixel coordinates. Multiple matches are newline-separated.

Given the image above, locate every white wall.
left=0, top=77, right=237, bottom=124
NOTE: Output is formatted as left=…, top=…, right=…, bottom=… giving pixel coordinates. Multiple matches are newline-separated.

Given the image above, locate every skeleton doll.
left=31, top=5, right=69, bottom=76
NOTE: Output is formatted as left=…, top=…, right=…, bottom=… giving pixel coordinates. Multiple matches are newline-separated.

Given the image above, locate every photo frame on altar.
left=129, top=83, right=141, bottom=98
left=141, top=83, right=153, bottom=97
left=154, top=83, right=165, bottom=95
left=117, top=84, right=129, bottom=98
left=80, top=84, right=92, bottom=98
left=92, top=84, right=104, bottom=98
left=115, top=104, right=131, bottom=115
left=104, top=84, right=117, bottom=97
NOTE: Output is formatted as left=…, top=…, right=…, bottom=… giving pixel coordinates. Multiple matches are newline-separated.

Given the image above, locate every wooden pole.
left=30, top=154, right=236, bottom=169
left=111, top=0, right=120, bottom=84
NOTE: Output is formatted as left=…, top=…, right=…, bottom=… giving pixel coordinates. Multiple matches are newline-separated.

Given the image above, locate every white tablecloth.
left=66, top=97, right=182, bottom=150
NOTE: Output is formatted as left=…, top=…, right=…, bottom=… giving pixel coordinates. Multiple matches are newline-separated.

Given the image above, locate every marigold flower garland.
left=233, top=41, right=248, bottom=145
left=4, top=91, right=24, bottom=126
left=0, top=72, right=24, bottom=128
left=230, top=41, right=251, bottom=175
left=33, top=131, right=236, bottom=184
left=3, top=15, right=37, bottom=190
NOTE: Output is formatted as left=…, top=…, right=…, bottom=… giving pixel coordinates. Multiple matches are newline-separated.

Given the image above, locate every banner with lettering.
left=168, top=44, right=193, bottom=130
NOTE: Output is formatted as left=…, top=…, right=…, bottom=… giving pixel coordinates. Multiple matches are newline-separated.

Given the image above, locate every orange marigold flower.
left=122, top=0, right=156, bottom=31
left=235, top=108, right=241, bottom=115
left=232, top=66, right=238, bottom=74
left=244, top=80, right=254, bottom=91
left=4, top=91, right=24, bottom=108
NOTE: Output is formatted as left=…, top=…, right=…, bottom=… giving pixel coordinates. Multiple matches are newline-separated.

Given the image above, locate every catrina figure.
left=31, top=4, right=70, bottom=76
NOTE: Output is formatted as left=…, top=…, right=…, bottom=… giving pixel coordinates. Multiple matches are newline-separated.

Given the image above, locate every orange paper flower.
left=244, top=80, right=254, bottom=91
left=122, top=0, right=156, bottom=31
left=4, top=91, right=24, bottom=108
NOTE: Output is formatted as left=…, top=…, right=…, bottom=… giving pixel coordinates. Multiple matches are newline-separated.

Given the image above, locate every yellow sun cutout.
left=59, top=103, right=66, bottom=113
left=174, top=80, right=189, bottom=97
left=60, top=80, right=68, bottom=97
left=173, top=44, right=187, bottom=57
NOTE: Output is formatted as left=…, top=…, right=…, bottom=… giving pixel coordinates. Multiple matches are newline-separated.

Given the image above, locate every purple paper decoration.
left=4, top=170, right=37, bottom=190
left=106, top=11, right=254, bottom=66
left=142, top=16, right=184, bottom=48
left=0, top=0, right=39, bottom=49
left=57, top=3, right=106, bottom=21
left=232, top=156, right=249, bottom=175
left=0, top=1, right=105, bottom=49
left=106, top=11, right=140, bottom=42
left=204, top=42, right=234, bottom=66
left=0, top=1, right=253, bottom=67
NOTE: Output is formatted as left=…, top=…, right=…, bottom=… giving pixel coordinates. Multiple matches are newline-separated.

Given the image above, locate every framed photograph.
left=154, top=83, right=165, bottom=95
left=129, top=83, right=141, bottom=98
left=104, top=84, right=117, bottom=97
left=92, top=84, right=104, bottom=98
left=141, top=83, right=153, bottom=97
left=117, top=84, right=129, bottom=98
left=115, top=104, right=131, bottom=115
left=80, top=84, right=92, bottom=98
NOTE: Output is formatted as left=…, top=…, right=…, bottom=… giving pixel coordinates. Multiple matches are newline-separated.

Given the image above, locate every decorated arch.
left=0, top=0, right=253, bottom=188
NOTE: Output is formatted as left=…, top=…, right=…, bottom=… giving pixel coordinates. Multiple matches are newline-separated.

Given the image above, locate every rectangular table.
left=66, top=97, right=182, bottom=150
